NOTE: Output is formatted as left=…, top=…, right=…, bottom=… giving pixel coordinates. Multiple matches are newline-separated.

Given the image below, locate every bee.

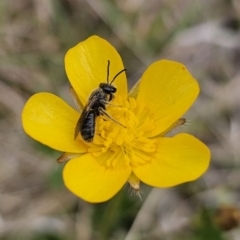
left=74, top=60, right=127, bottom=142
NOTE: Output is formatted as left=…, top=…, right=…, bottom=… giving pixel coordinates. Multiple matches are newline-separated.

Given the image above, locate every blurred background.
left=1, top=0, right=240, bottom=239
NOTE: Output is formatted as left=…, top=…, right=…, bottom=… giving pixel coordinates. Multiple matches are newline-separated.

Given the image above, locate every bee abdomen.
left=80, top=110, right=96, bottom=142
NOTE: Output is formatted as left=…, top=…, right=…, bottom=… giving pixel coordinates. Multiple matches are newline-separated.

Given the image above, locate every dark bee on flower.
left=74, top=60, right=126, bottom=142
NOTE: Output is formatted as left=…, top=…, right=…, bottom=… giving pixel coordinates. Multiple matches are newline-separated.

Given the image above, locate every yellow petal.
left=63, top=153, right=132, bottom=203
left=133, top=133, right=210, bottom=187
left=136, top=60, right=199, bottom=137
left=22, top=92, right=87, bottom=153
left=65, top=36, right=127, bottom=106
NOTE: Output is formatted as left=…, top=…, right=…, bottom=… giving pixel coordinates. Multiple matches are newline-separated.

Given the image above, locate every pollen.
left=87, top=97, right=158, bottom=168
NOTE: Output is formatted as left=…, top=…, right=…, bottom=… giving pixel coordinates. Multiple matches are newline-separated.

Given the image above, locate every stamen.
left=88, top=97, right=158, bottom=168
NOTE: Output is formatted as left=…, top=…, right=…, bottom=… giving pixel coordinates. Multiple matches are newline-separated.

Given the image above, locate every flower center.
left=87, top=97, right=157, bottom=168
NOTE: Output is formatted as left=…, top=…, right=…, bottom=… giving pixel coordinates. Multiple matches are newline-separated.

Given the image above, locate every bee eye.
left=112, top=87, right=117, bottom=93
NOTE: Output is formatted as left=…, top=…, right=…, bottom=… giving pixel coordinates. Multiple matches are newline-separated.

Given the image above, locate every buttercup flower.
left=22, top=36, right=210, bottom=203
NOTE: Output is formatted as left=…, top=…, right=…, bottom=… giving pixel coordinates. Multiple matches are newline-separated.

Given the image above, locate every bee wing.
left=74, top=95, right=99, bottom=140
left=74, top=105, right=89, bottom=139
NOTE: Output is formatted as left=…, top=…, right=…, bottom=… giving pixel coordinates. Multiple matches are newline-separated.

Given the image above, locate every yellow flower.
left=22, top=36, right=210, bottom=203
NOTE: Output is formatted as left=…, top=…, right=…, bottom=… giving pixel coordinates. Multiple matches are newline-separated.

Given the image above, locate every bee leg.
left=100, top=99, right=122, bottom=107
left=98, top=107, right=126, bottom=128
left=109, top=93, right=115, bottom=101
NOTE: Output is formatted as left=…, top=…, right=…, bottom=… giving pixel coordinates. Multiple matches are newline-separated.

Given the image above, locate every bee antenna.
left=110, top=68, right=127, bottom=84
left=107, top=60, right=110, bottom=83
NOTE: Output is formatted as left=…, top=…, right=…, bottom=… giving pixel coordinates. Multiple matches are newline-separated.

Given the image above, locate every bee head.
left=99, top=83, right=117, bottom=94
